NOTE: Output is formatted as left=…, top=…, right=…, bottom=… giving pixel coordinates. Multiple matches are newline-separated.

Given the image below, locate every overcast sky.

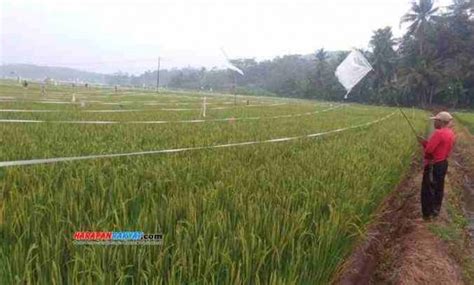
left=1, top=0, right=452, bottom=74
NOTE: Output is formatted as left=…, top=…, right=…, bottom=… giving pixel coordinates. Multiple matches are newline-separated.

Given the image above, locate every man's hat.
left=430, top=111, right=453, bottom=122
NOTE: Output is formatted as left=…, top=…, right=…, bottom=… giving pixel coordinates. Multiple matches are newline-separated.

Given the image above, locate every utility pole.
left=156, top=57, right=161, bottom=92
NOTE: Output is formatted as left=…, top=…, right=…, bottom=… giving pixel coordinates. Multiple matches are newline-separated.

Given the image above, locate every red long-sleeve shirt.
left=421, top=127, right=455, bottom=166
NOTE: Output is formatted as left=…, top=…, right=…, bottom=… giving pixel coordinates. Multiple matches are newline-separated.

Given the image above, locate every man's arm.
left=417, top=135, right=427, bottom=147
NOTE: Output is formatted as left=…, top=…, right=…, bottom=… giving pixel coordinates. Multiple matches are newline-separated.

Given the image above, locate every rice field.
left=455, top=112, right=474, bottom=133
left=0, top=80, right=428, bottom=284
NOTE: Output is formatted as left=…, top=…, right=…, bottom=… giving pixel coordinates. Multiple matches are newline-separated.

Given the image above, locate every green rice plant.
left=0, top=80, right=428, bottom=284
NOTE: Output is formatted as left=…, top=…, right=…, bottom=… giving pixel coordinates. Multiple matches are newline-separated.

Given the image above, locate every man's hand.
left=417, top=135, right=426, bottom=144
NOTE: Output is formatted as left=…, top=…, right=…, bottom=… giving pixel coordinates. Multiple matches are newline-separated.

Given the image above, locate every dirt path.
left=369, top=172, right=463, bottom=285
left=335, top=123, right=474, bottom=285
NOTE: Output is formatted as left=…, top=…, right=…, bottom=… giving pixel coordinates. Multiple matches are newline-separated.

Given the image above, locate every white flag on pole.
left=225, top=62, right=244, bottom=76
left=335, top=50, right=372, bottom=98
left=220, top=48, right=244, bottom=76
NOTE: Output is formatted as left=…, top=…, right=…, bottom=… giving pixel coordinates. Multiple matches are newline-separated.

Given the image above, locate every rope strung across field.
left=0, top=99, right=276, bottom=106
left=0, top=111, right=396, bottom=168
left=0, top=103, right=287, bottom=113
left=0, top=105, right=343, bottom=125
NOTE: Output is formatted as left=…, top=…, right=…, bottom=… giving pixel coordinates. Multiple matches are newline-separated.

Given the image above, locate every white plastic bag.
left=335, top=50, right=372, bottom=98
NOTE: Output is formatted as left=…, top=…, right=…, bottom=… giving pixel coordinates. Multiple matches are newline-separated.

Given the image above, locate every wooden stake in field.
left=201, top=96, right=207, bottom=117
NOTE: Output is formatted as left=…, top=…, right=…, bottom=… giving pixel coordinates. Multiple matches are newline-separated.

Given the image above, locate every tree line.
left=119, top=0, right=472, bottom=108
left=10, top=0, right=469, bottom=108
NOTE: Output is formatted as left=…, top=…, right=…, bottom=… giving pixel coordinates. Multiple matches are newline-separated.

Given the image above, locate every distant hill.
left=0, top=64, right=109, bottom=84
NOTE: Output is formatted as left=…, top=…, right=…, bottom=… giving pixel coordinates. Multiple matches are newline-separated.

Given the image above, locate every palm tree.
left=400, top=0, right=439, bottom=56
left=369, top=27, right=397, bottom=89
left=310, top=48, right=329, bottom=95
left=398, top=49, right=444, bottom=107
left=314, top=48, right=328, bottom=63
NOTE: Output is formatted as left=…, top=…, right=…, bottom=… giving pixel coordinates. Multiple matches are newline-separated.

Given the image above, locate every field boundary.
left=0, top=105, right=343, bottom=125
left=0, top=103, right=286, bottom=111
left=1, top=99, right=248, bottom=105
left=0, top=111, right=395, bottom=168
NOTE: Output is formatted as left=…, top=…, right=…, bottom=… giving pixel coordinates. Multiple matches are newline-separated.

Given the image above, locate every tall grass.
left=455, top=112, right=474, bottom=133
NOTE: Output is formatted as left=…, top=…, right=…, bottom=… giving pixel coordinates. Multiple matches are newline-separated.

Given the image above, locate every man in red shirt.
left=417, top=111, right=455, bottom=219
